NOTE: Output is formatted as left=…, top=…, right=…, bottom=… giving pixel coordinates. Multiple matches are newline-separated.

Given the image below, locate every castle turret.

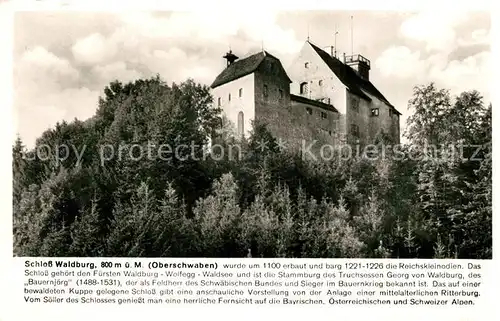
left=344, top=54, right=370, bottom=81
left=223, top=50, right=239, bottom=66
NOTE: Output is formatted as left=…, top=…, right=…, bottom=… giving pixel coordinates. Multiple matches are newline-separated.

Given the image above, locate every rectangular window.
left=279, top=89, right=283, bottom=99
left=371, top=108, right=379, bottom=117
left=351, top=124, right=359, bottom=137
left=351, top=97, right=359, bottom=112
left=321, top=112, right=327, bottom=119
left=263, top=84, right=268, bottom=97
left=239, top=88, right=243, bottom=97
left=306, top=107, right=312, bottom=115
left=228, top=93, right=231, bottom=102
left=389, top=108, right=393, bottom=116
left=218, top=97, right=221, bottom=106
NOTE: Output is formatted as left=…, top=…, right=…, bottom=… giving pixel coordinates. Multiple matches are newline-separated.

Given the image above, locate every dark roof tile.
left=211, top=51, right=266, bottom=88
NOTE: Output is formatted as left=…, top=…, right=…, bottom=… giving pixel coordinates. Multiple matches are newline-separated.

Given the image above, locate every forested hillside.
left=12, top=77, right=492, bottom=259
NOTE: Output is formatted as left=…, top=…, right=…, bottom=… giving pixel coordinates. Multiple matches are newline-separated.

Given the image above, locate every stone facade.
left=210, top=41, right=401, bottom=151
left=288, top=41, right=401, bottom=145
left=211, top=73, right=255, bottom=138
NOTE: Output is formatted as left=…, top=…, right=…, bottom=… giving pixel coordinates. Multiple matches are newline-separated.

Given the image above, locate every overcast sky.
left=13, top=10, right=491, bottom=147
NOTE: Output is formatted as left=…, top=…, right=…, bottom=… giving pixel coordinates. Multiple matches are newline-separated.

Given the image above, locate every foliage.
left=12, top=79, right=492, bottom=258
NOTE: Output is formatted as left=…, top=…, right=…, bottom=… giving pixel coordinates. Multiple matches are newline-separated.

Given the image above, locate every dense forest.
left=12, top=77, right=492, bottom=258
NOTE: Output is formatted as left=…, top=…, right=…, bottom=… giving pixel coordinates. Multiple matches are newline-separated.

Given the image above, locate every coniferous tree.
left=193, top=173, right=240, bottom=256
left=69, top=194, right=103, bottom=256
left=11, top=76, right=492, bottom=259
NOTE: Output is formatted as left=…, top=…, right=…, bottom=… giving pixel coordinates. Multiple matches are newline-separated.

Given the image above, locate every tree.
left=151, top=184, right=194, bottom=257
left=354, top=191, right=387, bottom=257
left=405, top=83, right=491, bottom=258
left=13, top=76, right=491, bottom=259
left=69, top=194, right=104, bottom=257
left=193, top=173, right=241, bottom=256
left=319, top=197, right=363, bottom=258
left=13, top=184, right=40, bottom=256
left=239, top=195, right=278, bottom=257
left=13, top=135, right=27, bottom=204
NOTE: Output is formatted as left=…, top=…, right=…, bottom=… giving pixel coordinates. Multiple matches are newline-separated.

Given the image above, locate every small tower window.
left=321, top=112, right=327, bottom=119
left=228, top=93, right=231, bottom=102
left=263, top=84, right=268, bottom=97
left=218, top=97, right=221, bottom=107
left=351, top=124, right=360, bottom=137
left=239, top=88, right=243, bottom=97
left=371, top=108, right=379, bottom=117
left=319, top=80, right=323, bottom=86
left=305, top=62, right=309, bottom=68
left=306, top=107, right=312, bottom=115
left=300, top=82, right=308, bottom=95
left=237, top=111, right=244, bottom=136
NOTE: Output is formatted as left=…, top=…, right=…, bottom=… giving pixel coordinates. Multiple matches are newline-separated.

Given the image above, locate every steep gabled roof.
left=307, top=41, right=401, bottom=115
left=211, top=51, right=291, bottom=89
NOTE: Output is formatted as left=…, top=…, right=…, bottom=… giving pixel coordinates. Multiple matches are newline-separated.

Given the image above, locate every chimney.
left=344, top=54, right=371, bottom=81
left=223, top=50, right=239, bottom=67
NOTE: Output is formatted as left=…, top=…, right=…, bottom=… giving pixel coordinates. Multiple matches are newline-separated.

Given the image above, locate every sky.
left=12, top=9, right=491, bottom=147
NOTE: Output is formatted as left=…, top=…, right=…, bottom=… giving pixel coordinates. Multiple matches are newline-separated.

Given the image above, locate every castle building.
left=210, top=40, right=401, bottom=150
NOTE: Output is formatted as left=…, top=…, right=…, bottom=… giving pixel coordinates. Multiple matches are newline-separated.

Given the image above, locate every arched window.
left=305, top=62, right=309, bottom=68
left=319, top=80, right=323, bottom=86
left=237, top=111, right=244, bottom=136
left=300, top=82, right=308, bottom=95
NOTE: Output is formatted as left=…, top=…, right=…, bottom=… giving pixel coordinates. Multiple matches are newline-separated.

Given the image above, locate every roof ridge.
left=307, top=40, right=400, bottom=114
left=211, top=50, right=285, bottom=89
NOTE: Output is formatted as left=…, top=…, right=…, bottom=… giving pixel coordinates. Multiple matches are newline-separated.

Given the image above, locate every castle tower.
left=223, top=50, right=239, bottom=66
left=344, top=54, right=371, bottom=81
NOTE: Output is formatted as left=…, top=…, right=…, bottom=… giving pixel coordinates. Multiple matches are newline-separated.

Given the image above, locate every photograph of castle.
left=12, top=11, right=491, bottom=259
left=211, top=41, right=400, bottom=149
